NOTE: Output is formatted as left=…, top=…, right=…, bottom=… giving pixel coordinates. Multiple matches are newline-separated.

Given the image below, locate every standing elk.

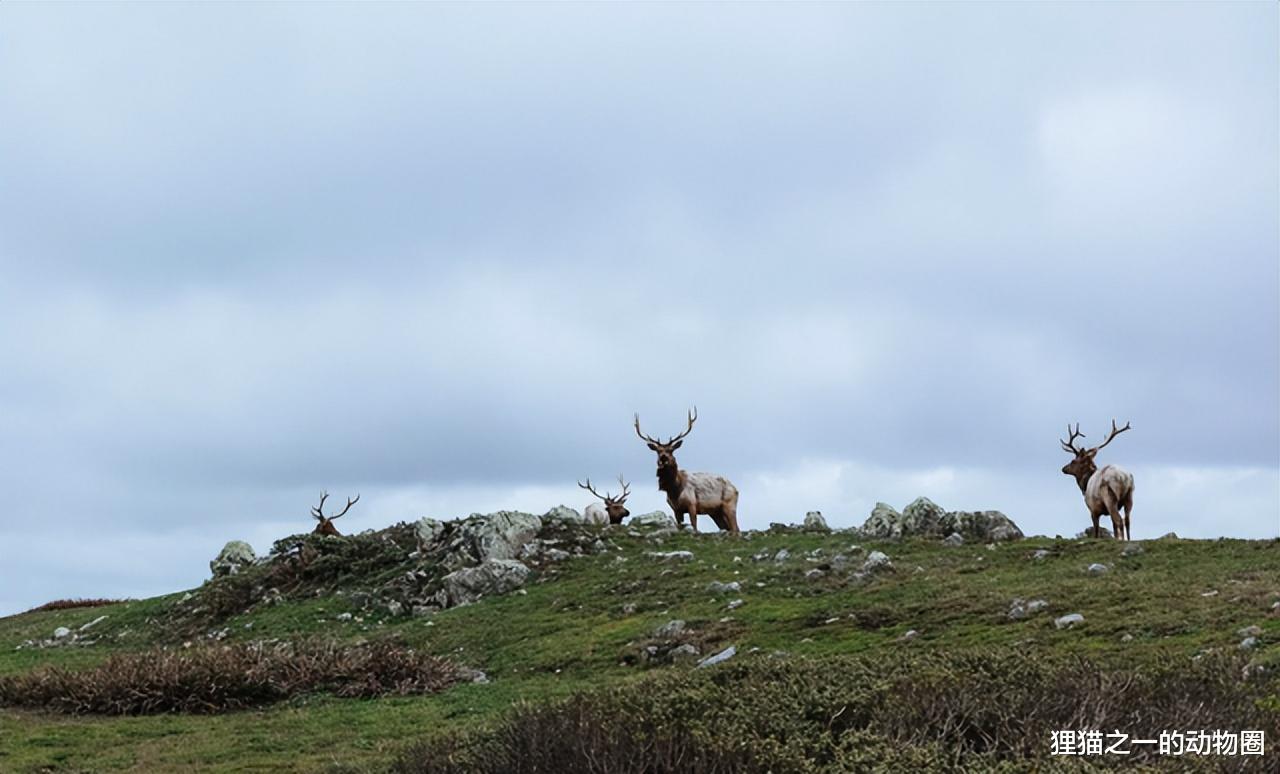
left=634, top=407, right=740, bottom=534
left=579, top=475, right=632, bottom=525
left=1060, top=420, right=1134, bottom=540
left=311, top=491, right=360, bottom=537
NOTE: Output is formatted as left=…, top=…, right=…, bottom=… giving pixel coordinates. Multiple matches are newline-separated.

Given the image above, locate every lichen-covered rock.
left=860, top=502, right=905, bottom=539
left=414, top=517, right=446, bottom=548
left=210, top=540, right=256, bottom=578
left=442, top=559, right=531, bottom=606
left=943, top=532, right=965, bottom=547
left=1076, top=525, right=1114, bottom=539
left=542, top=505, right=584, bottom=523
left=630, top=511, right=676, bottom=529
left=647, top=550, right=694, bottom=562
left=802, top=511, right=830, bottom=532
left=1055, top=613, right=1085, bottom=629
left=697, top=645, right=736, bottom=668
left=862, top=550, right=893, bottom=573
left=861, top=499, right=1024, bottom=543
left=939, top=510, right=1024, bottom=543
left=446, top=511, right=542, bottom=566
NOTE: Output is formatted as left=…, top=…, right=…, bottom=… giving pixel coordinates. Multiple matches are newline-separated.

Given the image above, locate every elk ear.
left=1085, top=449, right=1098, bottom=458
left=671, top=439, right=682, bottom=450
left=647, top=442, right=660, bottom=451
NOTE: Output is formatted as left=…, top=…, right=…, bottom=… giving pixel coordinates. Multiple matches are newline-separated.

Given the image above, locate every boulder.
left=860, top=502, right=905, bottom=539
left=803, top=511, right=831, bottom=532
left=648, top=550, right=694, bottom=562
left=630, top=511, right=676, bottom=529
left=447, top=511, right=542, bottom=566
left=654, top=619, right=687, bottom=638
left=943, top=533, right=965, bottom=547
left=542, top=505, right=584, bottom=524
left=442, top=559, right=531, bottom=606
left=1076, top=525, right=1114, bottom=539
left=697, top=645, right=736, bottom=668
left=706, top=581, right=741, bottom=594
left=862, top=550, right=893, bottom=573
left=414, top=517, right=446, bottom=548
left=210, top=540, right=256, bottom=578
left=1086, top=563, right=1110, bottom=576
left=860, top=499, right=1024, bottom=542
left=939, top=510, right=1024, bottom=542
left=1055, top=613, right=1085, bottom=629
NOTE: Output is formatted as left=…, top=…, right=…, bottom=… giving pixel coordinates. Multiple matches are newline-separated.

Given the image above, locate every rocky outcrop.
left=443, top=511, right=542, bottom=567
left=802, top=511, right=831, bottom=532
left=542, top=505, right=585, bottom=524
left=859, top=498, right=1023, bottom=542
left=630, top=511, right=676, bottom=529
left=210, top=541, right=256, bottom=578
left=442, top=559, right=531, bottom=606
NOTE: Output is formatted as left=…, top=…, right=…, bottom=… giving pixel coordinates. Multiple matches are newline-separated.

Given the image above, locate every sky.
left=1, top=3, right=1276, bottom=616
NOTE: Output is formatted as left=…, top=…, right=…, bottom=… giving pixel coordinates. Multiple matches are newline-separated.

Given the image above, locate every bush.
left=394, top=650, right=1279, bottom=773
left=0, top=638, right=461, bottom=715
left=21, top=598, right=129, bottom=614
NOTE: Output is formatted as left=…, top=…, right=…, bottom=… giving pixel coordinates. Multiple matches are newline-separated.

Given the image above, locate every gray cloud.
left=0, top=3, right=1275, bottom=614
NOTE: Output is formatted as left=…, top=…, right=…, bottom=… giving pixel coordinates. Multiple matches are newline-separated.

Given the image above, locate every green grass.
left=2, top=530, right=1277, bottom=772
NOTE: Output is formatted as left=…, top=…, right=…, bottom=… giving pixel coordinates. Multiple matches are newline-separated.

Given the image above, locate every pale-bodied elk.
left=634, top=407, right=740, bottom=534
left=578, top=475, right=631, bottom=526
left=311, top=491, right=360, bottom=537
left=1060, top=420, right=1134, bottom=540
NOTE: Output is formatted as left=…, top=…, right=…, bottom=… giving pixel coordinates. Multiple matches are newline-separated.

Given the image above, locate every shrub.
left=22, top=598, right=130, bottom=614
left=0, top=638, right=461, bottom=715
left=394, top=650, right=1279, bottom=773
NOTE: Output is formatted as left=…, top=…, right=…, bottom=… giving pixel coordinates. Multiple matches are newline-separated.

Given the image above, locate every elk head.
left=634, top=408, right=698, bottom=477
left=311, top=491, right=359, bottom=537
left=579, top=475, right=631, bottom=525
left=1060, top=420, right=1131, bottom=492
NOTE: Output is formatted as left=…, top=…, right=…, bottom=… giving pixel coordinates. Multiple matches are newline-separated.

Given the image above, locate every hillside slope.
left=2, top=518, right=1277, bottom=772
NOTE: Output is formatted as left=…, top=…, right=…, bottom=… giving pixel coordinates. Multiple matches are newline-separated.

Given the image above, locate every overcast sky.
left=1, top=3, right=1276, bottom=616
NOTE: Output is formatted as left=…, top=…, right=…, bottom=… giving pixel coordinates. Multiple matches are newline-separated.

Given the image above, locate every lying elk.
left=634, top=407, right=740, bottom=533
left=1060, top=420, right=1134, bottom=540
left=579, top=475, right=631, bottom=525
left=311, top=491, right=360, bottom=537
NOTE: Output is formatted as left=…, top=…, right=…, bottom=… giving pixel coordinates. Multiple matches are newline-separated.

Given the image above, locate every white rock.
left=774, top=549, right=791, bottom=562
left=78, top=615, right=108, bottom=632
left=414, top=517, right=446, bottom=547
left=630, top=511, right=677, bottom=529
left=647, top=550, right=694, bottom=562
left=697, top=645, right=736, bottom=668
left=441, top=559, right=532, bottom=606
left=1240, top=637, right=1259, bottom=650
left=943, top=533, right=965, bottom=547
left=862, top=551, right=893, bottom=573
left=803, top=511, right=830, bottom=532
left=542, top=505, right=584, bottom=523
left=1055, top=613, right=1085, bottom=629
left=654, top=619, right=686, bottom=638
left=706, top=581, right=741, bottom=594
left=1086, top=563, right=1110, bottom=576
left=726, top=599, right=745, bottom=610
left=53, top=627, right=71, bottom=639
left=210, top=540, right=256, bottom=578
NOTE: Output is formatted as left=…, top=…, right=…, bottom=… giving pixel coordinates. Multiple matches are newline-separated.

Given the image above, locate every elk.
left=578, top=475, right=632, bottom=525
left=311, top=491, right=359, bottom=537
left=1060, top=420, right=1134, bottom=540
left=634, top=407, right=740, bottom=534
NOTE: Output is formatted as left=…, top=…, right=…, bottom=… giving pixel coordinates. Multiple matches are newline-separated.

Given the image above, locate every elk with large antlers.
left=579, top=475, right=632, bottom=525
left=634, top=408, right=740, bottom=533
left=1060, top=420, right=1134, bottom=540
left=311, top=491, right=360, bottom=537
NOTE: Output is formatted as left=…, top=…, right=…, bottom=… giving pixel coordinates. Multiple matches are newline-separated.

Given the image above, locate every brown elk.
left=1060, top=420, right=1135, bottom=540
left=578, top=475, right=632, bottom=525
left=634, top=408, right=740, bottom=534
left=311, top=491, right=359, bottom=537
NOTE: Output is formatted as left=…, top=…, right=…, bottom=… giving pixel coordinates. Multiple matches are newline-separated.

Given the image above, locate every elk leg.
left=1091, top=513, right=1101, bottom=539
left=688, top=509, right=699, bottom=533
left=722, top=494, right=740, bottom=534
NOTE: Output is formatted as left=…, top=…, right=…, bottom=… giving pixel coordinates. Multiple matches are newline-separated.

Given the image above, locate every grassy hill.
left=2, top=521, right=1277, bottom=772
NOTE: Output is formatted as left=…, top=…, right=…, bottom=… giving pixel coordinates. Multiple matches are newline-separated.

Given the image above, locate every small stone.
left=622, top=602, right=637, bottom=615
left=942, top=533, right=964, bottom=547
left=545, top=548, right=572, bottom=562
left=1086, top=563, right=1109, bottom=576
left=805, top=568, right=825, bottom=580
left=647, top=550, right=694, bottom=562
left=654, top=619, right=686, bottom=638
left=1201, top=590, right=1219, bottom=597
left=670, top=643, right=700, bottom=660
left=726, top=599, right=745, bottom=610
left=706, top=581, right=741, bottom=594
left=696, top=645, right=736, bottom=668
left=774, top=549, right=791, bottom=562
left=1237, top=625, right=1263, bottom=638
left=861, top=551, right=893, bottom=573
left=52, top=627, right=71, bottom=639
left=1026, top=599, right=1049, bottom=614
left=1032, top=550, right=1050, bottom=560
left=336, top=612, right=353, bottom=621
left=1240, top=637, right=1259, bottom=651
left=900, top=629, right=919, bottom=641
left=1120, top=633, right=1134, bottom=642
left=1054, top=613, right=1085, bottom=629
left=1121, top=543, right=1145, bottom=557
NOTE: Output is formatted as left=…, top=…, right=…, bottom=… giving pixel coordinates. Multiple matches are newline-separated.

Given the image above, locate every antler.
left=578, top=478, right=606, bottom=501
left=312, top=491, right=359, bottom=521
left=635, top=407, right=698, bottom=445
left=1060, top=423, right=1086, bottom=455
left=615, top=474, right=631, bottom=502
left=1092, top=419, right=1131, bottom=452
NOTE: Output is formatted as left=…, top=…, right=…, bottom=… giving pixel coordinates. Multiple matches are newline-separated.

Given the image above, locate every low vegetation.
left=20, top=599, right=131, bottom=615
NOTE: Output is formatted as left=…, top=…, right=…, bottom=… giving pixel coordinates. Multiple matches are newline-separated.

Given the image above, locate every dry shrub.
left=394, top=650, right=1279, bottom=773
left=0, top=638, right=461, bottom=715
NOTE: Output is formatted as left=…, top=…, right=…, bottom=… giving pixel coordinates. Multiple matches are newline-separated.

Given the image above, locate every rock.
left=1121, top=633, right=1134, bottom=642
left=1121, top=544, right=1144, bottom=557
left=210, top=540, right=256, bottom=578
left=803, top=511, right=831, bottom=532
left=726, top=599, right=745, bottom=610
left=386, top=600, right=405, bottom=616
left=414, top=517, right=446, bottom=547
left=1032, top=549, right=1050, bottom=560
left=654, top=619, right=686, bottom=638
left=336, top=612, right=353, bottom=621
left=670, top=643, right=700, bottom=661
left=1009, top=599, right=1049, bottom=620
left=78, top=616, right=108, bottom=632
left=900, top=629, right=919, bottom=641
left=1055, top=613, right=1085, bottom=629
left=902, top=497, right=947, bottom=535
left=1238, top=625, right=1263, bottom=638
left=1086, top=563, right=1110, bottom=576
left=862, top=551, right=893, bottom=573
left=53, top=627, right=71, bottom=640
left=1158, top=532, right=1180, bottom=540
left=1240, top=637, right=1259, bottom=651
left=940, top=510, right=1024, bottom=542
left=545, top=548, right=572, bottom=562
left=943, top=533, right=965, bottom=547
left=697, top=645, right=736, bottom=668
left=1076, top=526, right=1114, bottom=539
left=1026, top=599, right=1049, bottom=614
left=706, top=581, right=741, bottom=594
left=773, top=549, right=791, bottom=563
left=621, top=602, right=637, bottom=615
left=860, top=502, right=905, bottom=539
left=542, top=505, right=584, bottom=524
left=442, top=559, right=531, bottom=606
left=630, top=511, right=677, bottom=529
left=449, top=511, right=542, bottom=565
left=648, top=550, right=694, bottom=562
left=805, top=568, right=825, bottom=580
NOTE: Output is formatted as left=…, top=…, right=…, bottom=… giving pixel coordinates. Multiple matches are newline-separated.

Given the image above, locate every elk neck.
left=656, top=463, right=683, bottom=495
left=1072, top=467, right=1093, bottom=495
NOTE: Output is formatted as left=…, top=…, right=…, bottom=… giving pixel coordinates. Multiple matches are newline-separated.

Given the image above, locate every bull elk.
left=1060, top=420, right=1134, bottom=540
left=579, top=475, right=631, bottom=525
left=311, top=491, right=359, bottom=537
left=634, top=407, right=740, bottom=533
